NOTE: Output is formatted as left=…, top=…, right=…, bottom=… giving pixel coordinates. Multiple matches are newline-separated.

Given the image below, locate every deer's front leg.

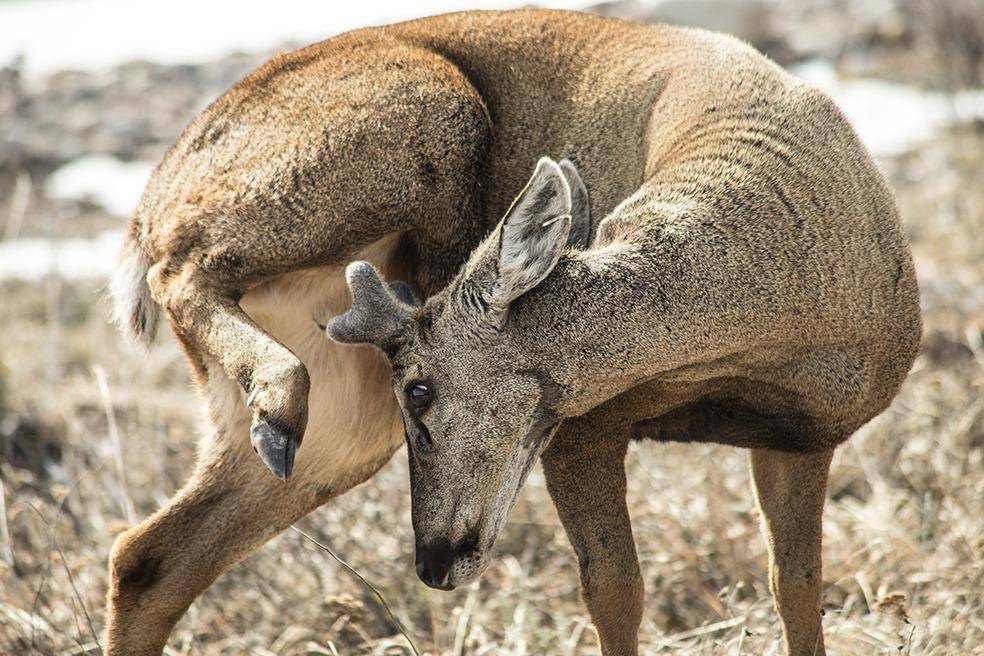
left=153, top=271, right=309, bottom=480
left=750, top=447, right=834, bottom=656
left=542, top=416, right=643, bottom=656
left=106, top=439, right=321, bottom=655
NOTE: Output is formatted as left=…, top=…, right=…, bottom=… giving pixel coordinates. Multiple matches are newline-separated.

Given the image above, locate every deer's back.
left=131, top=11, right=805, bottom=273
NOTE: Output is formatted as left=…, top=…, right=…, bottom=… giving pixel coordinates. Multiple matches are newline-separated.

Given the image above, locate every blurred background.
left=0, top=0, right=981, bottom=654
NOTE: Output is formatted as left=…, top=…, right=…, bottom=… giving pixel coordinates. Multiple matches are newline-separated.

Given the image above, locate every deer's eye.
left=407, top=383, right=432, bottom=411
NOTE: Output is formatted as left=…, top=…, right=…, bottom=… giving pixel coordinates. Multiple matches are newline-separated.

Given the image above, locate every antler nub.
left=325, top=261, right=417, bottom=348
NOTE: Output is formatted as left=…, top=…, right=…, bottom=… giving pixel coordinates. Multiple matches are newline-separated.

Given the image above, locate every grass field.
left=1, top=4, right=983, bottom=655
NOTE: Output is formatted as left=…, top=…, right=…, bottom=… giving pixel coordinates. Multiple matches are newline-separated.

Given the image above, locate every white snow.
left=791, top=59, right=984, bottom=157
left=0, top=230, right=122, bottom=281
left=0, top=0, right=586, bottom=77
left=46, top=156, right=155, bottom=218
left=1, top=156, right=150, bottom=281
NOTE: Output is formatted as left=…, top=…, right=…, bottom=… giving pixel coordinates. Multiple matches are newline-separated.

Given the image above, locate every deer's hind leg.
left=147, top=225, right=402, bottom=481
left=147, top=225, right=439, bottom=481
left=150, top=262, right=312, bottom=480
left=750, top=447, right=834, bottom=656
left=542, top=413, right=643, bottom=656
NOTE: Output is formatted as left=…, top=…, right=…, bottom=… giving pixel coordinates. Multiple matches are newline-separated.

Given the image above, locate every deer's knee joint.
left=278, top=358, right=310, bottom=398
left=118, top=553, right=162, bottom=591
left=249, top=358, right=310, bottom=416
left=106, top=525, right=192, bottom=656
left=147, top=261, right=196, bottom=312
left=110, top=529, right=163, bottom=596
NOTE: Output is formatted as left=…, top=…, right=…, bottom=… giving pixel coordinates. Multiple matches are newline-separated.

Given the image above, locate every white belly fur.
left=198, top=233, right=407, bottom=499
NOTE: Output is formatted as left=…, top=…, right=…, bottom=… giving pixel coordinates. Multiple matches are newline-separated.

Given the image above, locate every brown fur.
left=108, top=9, right=920, bottom=655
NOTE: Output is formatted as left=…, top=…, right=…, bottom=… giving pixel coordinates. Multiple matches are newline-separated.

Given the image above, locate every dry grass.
left=1, top=54, right=983, bottom=656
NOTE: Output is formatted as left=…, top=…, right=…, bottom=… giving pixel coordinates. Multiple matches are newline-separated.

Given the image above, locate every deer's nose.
left=415, top=534, right=477, bottom=590
left=415, top=538, right=456, bottom=590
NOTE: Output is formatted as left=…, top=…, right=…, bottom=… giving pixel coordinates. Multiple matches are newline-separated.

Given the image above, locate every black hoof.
left=250, top=419, right=297, bottom=481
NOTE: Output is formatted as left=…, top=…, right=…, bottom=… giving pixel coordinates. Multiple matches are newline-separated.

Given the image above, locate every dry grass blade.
left=21, top=502, right=102, bottom=652
left=0, top=478, right=14, bottom=569
left=653, top=616, right=746, bottom=648
left=59, top=639, right=100, bottom=655
left=289, top=525, right=421, bottom=656
left=452, top=583, right=479, bottom=656
left=92, top=364, right=136, bottom=525
left=905, top=621, right=916, bottom=656
left=2, top=171, right=31, bottom=241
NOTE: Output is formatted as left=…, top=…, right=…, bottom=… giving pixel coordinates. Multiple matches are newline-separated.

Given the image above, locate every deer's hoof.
left=250, top=419, right=297, bottom=481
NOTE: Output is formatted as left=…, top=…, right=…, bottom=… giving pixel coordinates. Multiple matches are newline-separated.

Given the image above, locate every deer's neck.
left=509, top=247, right=650, bottom=417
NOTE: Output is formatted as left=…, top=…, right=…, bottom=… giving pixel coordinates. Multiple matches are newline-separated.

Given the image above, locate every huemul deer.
left=106, top=9, right=920, bottom=655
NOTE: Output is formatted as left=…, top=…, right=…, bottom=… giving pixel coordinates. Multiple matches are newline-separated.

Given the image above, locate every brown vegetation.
left=1, top=2, right=981, bottom=654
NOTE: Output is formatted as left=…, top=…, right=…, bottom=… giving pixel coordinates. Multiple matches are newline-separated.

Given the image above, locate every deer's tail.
left=109, top=236, right=161, bottom=347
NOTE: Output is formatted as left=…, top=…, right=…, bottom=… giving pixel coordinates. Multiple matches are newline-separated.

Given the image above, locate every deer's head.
left=327, top=157, right=590, bottom=589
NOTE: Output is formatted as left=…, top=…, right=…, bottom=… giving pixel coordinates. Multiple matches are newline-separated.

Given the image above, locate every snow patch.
left=792, top=59, right=984, bottom=157
left=46, top=156, right=155, bottom=217
left=0, top=0, right=586, bottom=77
left=0, top=230, right=123, bottom=281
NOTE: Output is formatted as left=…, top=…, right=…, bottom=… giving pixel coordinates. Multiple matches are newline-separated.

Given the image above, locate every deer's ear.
left=493, top=157, right=572, bottom=306
left=450, top=157, right=574, bottom=333
left=558, top=158, right=590, bottom=248
left=325, top=261, right=417, bottom=352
